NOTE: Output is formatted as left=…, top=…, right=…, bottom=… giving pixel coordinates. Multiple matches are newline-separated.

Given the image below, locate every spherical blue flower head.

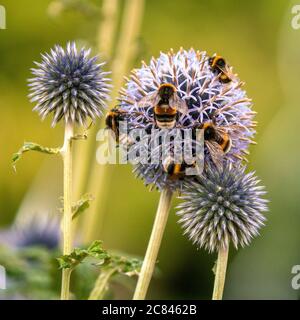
left=176, top=163, right=268, bottom=253
left=29, top=42, right=111, bottom=126
left=118, top=48, right=256, bottom=191
left=0, top=212, right=60, bottom=250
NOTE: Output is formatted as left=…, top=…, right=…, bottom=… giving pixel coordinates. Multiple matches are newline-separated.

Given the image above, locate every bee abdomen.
left=155, top=114, right=176, bottom=122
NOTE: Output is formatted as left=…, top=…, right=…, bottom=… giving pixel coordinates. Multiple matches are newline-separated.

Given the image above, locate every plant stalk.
left=133, top=188, right=173, bottom=300
left=60, top=121, right=74, bottom=300
left=212, top=246, right=229, bottom=300
left=97, top=0, right=119, bottom=61
left=72, top=0, right=120, bottom=225
left=88, top=268, right=117, bottom=300
left=82, top=0, right=145, bottom=244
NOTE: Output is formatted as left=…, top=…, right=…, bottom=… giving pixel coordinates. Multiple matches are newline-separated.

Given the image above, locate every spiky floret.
left=0, top=211, right=60, bottom=250
left=176, top=163, right=268, bottom=252
left=118, top=48, right=256, bottom=190
left=29, top=42, right=111, bottom=126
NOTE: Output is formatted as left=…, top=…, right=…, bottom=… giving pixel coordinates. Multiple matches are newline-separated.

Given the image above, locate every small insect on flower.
left=162, top=155, right=197, bottom=180
left=28, top=42, right=111, bottom=126
left=177, top=163, right=268, bottom=253
left=199, top=120, right=232, bottom=169
left=105, top=108, right=127, bottom=143
left=138, top=83, right=188, bottom=129
left=208, top=54, right=235, bottom=83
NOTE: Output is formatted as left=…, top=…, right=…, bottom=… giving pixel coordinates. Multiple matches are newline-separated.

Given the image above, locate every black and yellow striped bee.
left=105, top=108, right=127, bottom=142
left=139, top=83, right=188, bottom=129
left=200, top=121, right=232, bottom=167
left=163, top=156, right=197, bottom=180
left=208, top=55, right=233, bottom=83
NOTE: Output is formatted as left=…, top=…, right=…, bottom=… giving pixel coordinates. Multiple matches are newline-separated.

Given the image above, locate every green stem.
left=212, top=247, right=229, bottom=300
left=60, top=121, right=74, bottom=300
left=97, top=0, right=119, bottom=61
left=88, top=268, right=117, bottom=300
left=133, top=188, right=173, bottom=300
left=82, top=0, right=145, bottom=244
left=72, top=0, right=120, bottom=244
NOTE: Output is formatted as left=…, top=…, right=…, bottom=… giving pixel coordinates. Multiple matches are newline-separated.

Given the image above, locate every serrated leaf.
left=72, top=194, right=94, bottom=220
left=57, top=240, right=109, bottom=270
left=100, top=253, right=142, bottom=277
left=12, top=142, right=60, bottom=170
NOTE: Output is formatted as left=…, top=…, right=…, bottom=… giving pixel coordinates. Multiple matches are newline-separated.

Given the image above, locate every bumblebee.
left=208, top=55, right=233, bottom=83
left=139, top=83, right=188, bottom=129
left=105, top=108, right=126, bottom=142
left=163, top=156, right=197, bottom=180
left=200, top=121, right=232, bottom=167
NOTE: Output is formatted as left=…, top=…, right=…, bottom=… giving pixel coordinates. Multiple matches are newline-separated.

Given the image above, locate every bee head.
left=215, top=56, right=226, bottom=68
left=158, top=83, right=176, bottom=100
left=202, top=123, right=217, bottom=141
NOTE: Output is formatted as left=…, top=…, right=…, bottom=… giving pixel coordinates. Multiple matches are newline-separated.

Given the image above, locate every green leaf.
left=109, top=255, right=142, bottom=277
left=72, top=194, right=94, bottom=220
left=95, top=252, right=143, bottom=277
left=57, top=241, right=110, bottom=270
left=12, top=142, right=60, bottom=170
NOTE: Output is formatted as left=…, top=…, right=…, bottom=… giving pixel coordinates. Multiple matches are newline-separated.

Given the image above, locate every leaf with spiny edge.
left=12, top=142, right=60, bottom=171
left=96, top=252, right=143, bottom=277
left=59, top=193, right=94, bottom=220
left=57, top=240, right=110, bottom=270
left=72, top=193, right=94, bottom=220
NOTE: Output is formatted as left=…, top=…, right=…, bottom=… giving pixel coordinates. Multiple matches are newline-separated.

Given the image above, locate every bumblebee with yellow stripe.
left=138, top=83, right=188, bottom=129
left=163, top=156, right=197, bottom=180
left=208, top=55, right=233, bottom=83
left=105, top=108, right=127, bottom=142
left=200, top=121, right=232, bottom=168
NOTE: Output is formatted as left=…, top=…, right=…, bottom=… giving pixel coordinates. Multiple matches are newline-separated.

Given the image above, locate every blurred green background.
left=1, top=0, right=300, bottom=299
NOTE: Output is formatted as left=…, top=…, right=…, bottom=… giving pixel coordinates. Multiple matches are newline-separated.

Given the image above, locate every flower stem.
left=60, top=121, right=74, bottom=300
left=88, top=268, right=117, bottom=300
left=97, top=0, right=119, bottom=61
left=72, top=0, right=119, bottom=206
left=133, top=188, right=173, bottom=300
left=82, top=0, right=145, bottom=244
left=212, top=246, right=229, bottom=300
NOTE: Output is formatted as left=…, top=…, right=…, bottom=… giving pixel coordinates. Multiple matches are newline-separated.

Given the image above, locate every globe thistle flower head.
left=29, top=42, right=111, bottom=126
left=0, top=211, right=60, bottom=250
left=118, top=48, right=256, bottom=190
left=176, top=163, right=268, bottom=253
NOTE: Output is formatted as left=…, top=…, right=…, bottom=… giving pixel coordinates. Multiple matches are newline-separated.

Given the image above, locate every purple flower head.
left=0, top=211, right=60, bottom=250
left=176, top=163, right=268, bottom=253
left=118, top=48, right=256, bottom=190
left=29, top=42, right=111, bottom=126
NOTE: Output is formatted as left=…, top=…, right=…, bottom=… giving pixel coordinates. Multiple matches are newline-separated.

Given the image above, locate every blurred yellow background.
left=0, top=0, right=300, bottom=299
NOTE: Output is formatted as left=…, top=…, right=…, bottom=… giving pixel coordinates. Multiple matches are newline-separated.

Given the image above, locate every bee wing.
left=205, top=140, right=224, bottom=169
left=137, top=91, right=160, bottom=109
left=215, top=125, right=228, bottom=136
left=170, top=95, right=188, bottom=115
left=216, top=65, right=234, bottom=80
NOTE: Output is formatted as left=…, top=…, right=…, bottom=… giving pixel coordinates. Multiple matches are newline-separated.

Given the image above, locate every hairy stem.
left=82, top=0, right=145, bottom=244
left=88, top=268, right=117, bottom=300
left=60, top=121, right=74, bottom=300
left=133, top=188, right=173, bottom=300
left=212, top=247, right=229, bottom=300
